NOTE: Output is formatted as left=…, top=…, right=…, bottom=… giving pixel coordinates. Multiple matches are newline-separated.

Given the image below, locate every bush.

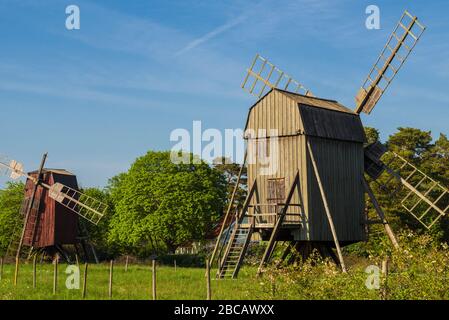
left=157, top=254, right=208, bottom=268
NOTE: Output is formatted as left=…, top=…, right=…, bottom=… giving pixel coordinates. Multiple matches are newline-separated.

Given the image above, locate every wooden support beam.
left=82, top=263, right=88, bottom=299
left=206, top=259, right=211, bottom=300
left=307, top=142, right=347, bottom=273
left=363, top=178, right=400, bottom=250
left=108, top=260, right=114, bottom=299
left=152, top=260, right=157, bottom=300
left=276, top=242, right=294, bottom=268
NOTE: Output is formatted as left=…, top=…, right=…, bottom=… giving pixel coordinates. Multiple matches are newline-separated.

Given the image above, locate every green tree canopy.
left=364, top=127, right=380, bottom=145
left=212, top=157, right=247, bottom=211
left=108, top=151, right=227, bottom=255
left=387, top=127, right=433, bottom=159
left=80, top=187, right=115, bottom=259
left=0, top=182, right=25, bottom=256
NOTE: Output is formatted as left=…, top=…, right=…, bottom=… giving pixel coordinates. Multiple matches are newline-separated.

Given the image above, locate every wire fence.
left=0, top=256, right=261, bottom=300
left=1, top=256, right=449, bottom=300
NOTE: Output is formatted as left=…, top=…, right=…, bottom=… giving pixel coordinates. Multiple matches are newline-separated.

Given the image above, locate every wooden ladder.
left=5, top=197, right=37, bottom=259
left=217, top=223, right=253, bottom=279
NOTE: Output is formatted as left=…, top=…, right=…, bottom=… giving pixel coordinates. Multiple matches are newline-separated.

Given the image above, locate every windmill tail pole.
left=363, top=178, right=400, bottom=250
left=15, top=153, right=48, bottom=260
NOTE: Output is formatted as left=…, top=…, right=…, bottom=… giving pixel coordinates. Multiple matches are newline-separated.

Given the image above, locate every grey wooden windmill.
left=210, top=10, right=447, bottom=279
left=1, top=153, right=107, bottom=263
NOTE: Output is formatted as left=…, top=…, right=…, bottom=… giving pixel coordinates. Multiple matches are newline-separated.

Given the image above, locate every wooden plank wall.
left=246, top=90, right=307, bottom=233
left=53, top=173, right=79, bottom=245
left=306, top=136, right=366, bottom=242
left=23, top=171, right=80, bottom=248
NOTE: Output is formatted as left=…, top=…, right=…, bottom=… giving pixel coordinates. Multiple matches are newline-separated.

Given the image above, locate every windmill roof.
left=28, top=168, right=75, bottom=176
left=245, top=88, right=366, bottom=143
left=276, top=89, right=357, bottom=114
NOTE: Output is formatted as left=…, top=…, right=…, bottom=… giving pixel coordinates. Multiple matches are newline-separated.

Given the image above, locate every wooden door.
left=266, top=178, right=285, bottom=225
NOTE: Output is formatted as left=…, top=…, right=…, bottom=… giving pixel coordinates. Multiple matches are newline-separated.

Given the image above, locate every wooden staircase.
left=217, top=224, right=253, bottom=279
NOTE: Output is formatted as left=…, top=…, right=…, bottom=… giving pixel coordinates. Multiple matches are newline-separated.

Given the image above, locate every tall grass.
left=1, top=233, right=448, bottom=300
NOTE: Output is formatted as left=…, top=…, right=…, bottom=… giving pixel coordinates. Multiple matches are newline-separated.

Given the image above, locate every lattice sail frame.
left=376, top=152, right=449, bottom=230
left=48, top=183, right=107, bottom=225
left=242, top=54, right=313, bottom=99
left=355, top=10, right=426, bottom=114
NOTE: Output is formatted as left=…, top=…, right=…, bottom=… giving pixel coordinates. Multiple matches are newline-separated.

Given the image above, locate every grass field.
left=2, top=234, right=449, bottom=300
left=0, top=262, right=264, bottom=300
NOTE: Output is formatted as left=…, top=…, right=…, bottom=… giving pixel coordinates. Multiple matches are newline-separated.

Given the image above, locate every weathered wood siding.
left=23, top=170, right=79, bottom=248
left=306, top=136, right=366, bottom=242
left=246, top=90, right=306, bottom=230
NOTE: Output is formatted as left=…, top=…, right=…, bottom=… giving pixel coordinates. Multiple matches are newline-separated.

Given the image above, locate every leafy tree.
left=0, top=182, right=25, bottom=256
left=212, top=157, right=247, bottom=212
left=423, top=134, right=449, bottom=185
left=80, top=187, right=115, bottom=258
left=387, top=127, right=433, bottom=160
left=364, top=126, right=380, bottom=145
left=108, top=151, right=227, bottom=255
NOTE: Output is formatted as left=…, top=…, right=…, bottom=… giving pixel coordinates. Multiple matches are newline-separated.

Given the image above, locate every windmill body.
left=245, top=89, right=367, bottom=244
left=22, top=169, right=79, bottom=248
left=1, top=153, right=108, bottom=263
left=210, top=10, right=441, bottom=278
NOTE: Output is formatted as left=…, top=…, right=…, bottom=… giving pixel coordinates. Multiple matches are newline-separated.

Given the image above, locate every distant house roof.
left=245, top=89, right=366, bottom=143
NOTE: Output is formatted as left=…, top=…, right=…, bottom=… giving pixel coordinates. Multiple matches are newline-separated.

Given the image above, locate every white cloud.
left=175, top=15, right=247, bottom=56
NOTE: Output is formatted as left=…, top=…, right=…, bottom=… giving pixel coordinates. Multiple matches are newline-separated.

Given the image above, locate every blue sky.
left=0, top=0, right=448, bottom=188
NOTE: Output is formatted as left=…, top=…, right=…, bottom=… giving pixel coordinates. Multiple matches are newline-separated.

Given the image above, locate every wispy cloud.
left=175, top=15, right=247, bottom=56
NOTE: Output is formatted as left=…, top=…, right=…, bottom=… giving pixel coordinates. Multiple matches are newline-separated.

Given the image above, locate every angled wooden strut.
left=363, top=177, right=400, bottom=250
left=307, top=141, right=347, bottom=273
left=276, top=241, right=294, bottom=268
left=257, top=171, right=302, bottom=275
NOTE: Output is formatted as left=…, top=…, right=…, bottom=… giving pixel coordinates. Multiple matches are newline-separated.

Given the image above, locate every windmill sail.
left=355, top=10, right=425, bottom=114
left=365, top=144, right=449, bottom=229
left=382, top=153, right=449, bottom=229
left=0, top=156, right=24, bottom=180
left=0, top=157, right=107, bottom=225
left=48, top=183, right=107, bottom=225
left=242, top=54, right=313, bottom=98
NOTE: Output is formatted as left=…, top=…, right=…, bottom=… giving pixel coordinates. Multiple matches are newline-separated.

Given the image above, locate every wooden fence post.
left=82, top=263, right=88, bottom=299
left=206, top=259, right=211, bottom=300
left=125, top=256, right=129, bottom=272
left=14, top=257, right=19, bottom=286
left=0, top=258, right=3, bottom=281
left=109, top=260, right=114, bottom=299
left=174, top=259, right=177, bottom=272
left=381, top=258, right=389, bottom=300
left=53, top=255, right=58, bottom=295
left=32, top=255, right=37, bottom=289
left=152, top=260, right=157, bottom=300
